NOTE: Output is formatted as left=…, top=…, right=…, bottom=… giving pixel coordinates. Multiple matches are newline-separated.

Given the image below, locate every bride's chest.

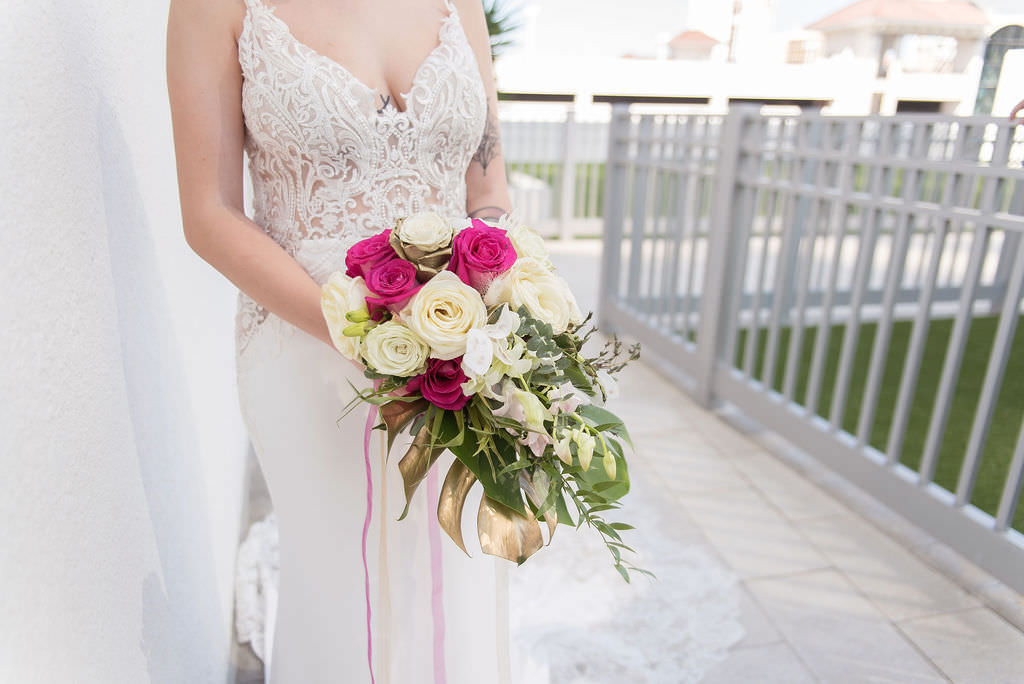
left=237, top=7, right=487, bottom=167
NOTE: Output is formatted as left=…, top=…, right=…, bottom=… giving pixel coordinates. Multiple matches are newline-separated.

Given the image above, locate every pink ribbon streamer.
left=362, top=401, right=378, bottom=684
left=426, top=467, right=448, bottom=684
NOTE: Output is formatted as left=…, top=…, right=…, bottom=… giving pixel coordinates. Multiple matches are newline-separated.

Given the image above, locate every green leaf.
left=576, top=446, right=630, bottom=502
left=629, top=567, right=657, bottom=580
left=554, top=491, right=575, bottom=526
left=614, top=564, right=631, bottom=583
left=609, top=522, right=635, bottom=531
left=438, top=411, right=526, bottom=515
left=579, top=405, right=634, bottom=450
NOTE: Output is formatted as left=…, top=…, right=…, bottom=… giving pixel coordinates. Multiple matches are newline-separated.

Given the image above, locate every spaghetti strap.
left=243, top=0, right=267, bottom=12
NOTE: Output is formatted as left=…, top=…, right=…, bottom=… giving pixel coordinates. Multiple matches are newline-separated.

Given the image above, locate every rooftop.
left=808, top=0, right=989, bottom=31
left=668, top=30, right=720, bottom=48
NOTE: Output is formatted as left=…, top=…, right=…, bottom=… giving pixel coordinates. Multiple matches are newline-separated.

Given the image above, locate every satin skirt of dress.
left=235, top=310, right=512, bottom=684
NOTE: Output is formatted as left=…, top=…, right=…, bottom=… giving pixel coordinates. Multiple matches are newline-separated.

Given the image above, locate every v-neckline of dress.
left=245, top=0, right=460, bottom=118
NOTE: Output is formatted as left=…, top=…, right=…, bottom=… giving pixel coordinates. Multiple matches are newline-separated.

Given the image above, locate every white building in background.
left=495, top=0, right=1024, bottom=118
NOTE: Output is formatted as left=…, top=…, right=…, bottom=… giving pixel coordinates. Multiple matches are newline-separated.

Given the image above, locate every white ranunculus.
left=321, top=272, right=371, bottom=361
left=361, top=321, right=430, bottom=377
left=396, top=211, right=454, bottom=252
left=493, top=335, right=532, bottom=378
left=487, top=305, right=522, bottom=339
left=461, top=328, right=494, bottom=378
left=505, top=222, right=552, bottom=267
left=484, top=258, right=575, bottom=334
left=401, top=271, right=487, bottom=360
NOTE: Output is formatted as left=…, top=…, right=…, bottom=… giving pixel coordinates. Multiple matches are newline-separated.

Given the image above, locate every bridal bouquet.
left=321, top=211, right=645, bottom=580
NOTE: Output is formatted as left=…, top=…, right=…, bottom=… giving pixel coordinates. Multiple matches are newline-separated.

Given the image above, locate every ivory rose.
left=484, top=258, right=582, bottom=334
left=401, top=271, right=487, bottom=360
left=361, top=321, right=430, bottom=377
left=390, top=212, right=455, bottom=281
left=321, top=272, right=371, bottom=361
left=395, top=212, right=455, bottom=252
left=504, top=222, right=551, bottom=268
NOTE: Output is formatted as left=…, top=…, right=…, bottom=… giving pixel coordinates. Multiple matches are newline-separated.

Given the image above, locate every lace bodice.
left=235, top=0, right=487, bottom=358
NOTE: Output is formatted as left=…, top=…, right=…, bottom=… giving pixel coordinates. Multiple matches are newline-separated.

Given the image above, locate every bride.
left=166, top=0, right=513, bottom=681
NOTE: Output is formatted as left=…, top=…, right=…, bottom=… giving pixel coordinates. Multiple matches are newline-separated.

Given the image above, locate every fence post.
left=598, top=103, right=631, bottom=334
left=559, top=106, right=578, bottom=241
left=693, top=105, right=751, bottom=408
left=989, top=172, right=1024, bottom=312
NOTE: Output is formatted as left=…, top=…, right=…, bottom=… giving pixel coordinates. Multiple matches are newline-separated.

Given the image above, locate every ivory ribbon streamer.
left=426, top=467, right=448, bottom=684
left=362, top=402, right=378, bottom=684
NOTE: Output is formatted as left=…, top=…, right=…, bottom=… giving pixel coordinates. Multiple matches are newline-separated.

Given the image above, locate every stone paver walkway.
left=552, top=239, right=1024, bottom=683
left=611, top=357, right=1024, bottom=683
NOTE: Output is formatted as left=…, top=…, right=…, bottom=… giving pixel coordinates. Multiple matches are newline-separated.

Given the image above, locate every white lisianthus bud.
left=514, top=388, right=548, bottom=433
left=402, top=271, right=487, bottom=360
left=572, top=429, right=596, bottom=471
left=553, top=430, right=573, bottom=465
left=321, top=272, right=371, bottom=361
left=603, top=449, right=617, bottom=480
left=360, top=321, right=430, bottom=377
left=396, top=211, right=455, bottom=252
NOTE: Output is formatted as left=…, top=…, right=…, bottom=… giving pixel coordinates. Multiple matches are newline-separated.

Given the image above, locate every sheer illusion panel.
left=234, top=0, right=487, bottom=358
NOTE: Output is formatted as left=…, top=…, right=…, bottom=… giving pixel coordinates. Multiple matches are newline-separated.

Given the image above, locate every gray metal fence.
left=500, top=110, right=608, bottom=238
left=599, top=103, right=1024, bottom=593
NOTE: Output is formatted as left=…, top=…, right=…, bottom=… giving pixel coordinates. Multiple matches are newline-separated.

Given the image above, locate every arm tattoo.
left=472, top=100, right=500, bottom=175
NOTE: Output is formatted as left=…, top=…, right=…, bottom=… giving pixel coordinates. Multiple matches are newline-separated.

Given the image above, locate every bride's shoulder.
left=168, top=0, right=248, bottom=46
left=449, top=0, right=492, bottom=72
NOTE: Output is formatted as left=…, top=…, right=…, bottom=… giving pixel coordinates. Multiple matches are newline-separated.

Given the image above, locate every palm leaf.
left=482, top=0, right=520, bottom=62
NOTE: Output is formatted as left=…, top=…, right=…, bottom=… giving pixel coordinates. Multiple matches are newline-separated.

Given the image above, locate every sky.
left=496, top=0, right=886, bottom=58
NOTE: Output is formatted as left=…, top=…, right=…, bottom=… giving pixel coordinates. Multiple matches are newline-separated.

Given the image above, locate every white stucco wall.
left=1, top=2, right=248, bottom=682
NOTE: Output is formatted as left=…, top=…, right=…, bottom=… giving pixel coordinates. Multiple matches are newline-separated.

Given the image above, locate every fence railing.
left=500, top=110, right=609, bottom=238
left=599, top=103, right=1024, bottom=593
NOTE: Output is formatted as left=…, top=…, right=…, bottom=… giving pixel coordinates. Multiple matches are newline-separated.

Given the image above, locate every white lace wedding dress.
left=233, top=0, right=511, bottom=682
left=232, top=0, right=746, bottom=681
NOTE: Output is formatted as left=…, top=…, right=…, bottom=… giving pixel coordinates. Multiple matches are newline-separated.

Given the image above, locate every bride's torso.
left=235, top=0, right=487, bottom=358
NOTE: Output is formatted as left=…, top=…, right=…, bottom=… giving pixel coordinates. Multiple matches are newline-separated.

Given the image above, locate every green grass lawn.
left=734, top=315, right=1024, bottom=532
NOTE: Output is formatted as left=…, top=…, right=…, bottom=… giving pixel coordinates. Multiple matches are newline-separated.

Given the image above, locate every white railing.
left=499, top=110, right=609, bottom=239
left=599, top=104, right=1024, bottom=593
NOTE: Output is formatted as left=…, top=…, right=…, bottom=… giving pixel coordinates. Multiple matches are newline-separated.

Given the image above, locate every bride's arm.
left=166, top=0, right=333, bottom=348
left=456, top=0, right=513, bottom=221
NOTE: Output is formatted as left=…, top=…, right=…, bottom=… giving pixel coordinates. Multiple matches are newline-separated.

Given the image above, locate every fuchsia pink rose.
left=448, top=220, right=518, bottom=292
left=345, top=229, right=397, bottom=279
left=407, top=358, right=470, bottom=411
left=365, top=259, right=423, bottom=319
